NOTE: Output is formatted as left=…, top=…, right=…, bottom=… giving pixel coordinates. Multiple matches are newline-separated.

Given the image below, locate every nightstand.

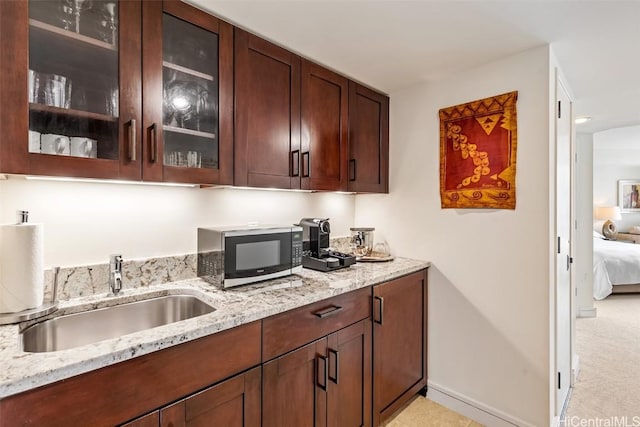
left=616, top=233, right=640, bottom=243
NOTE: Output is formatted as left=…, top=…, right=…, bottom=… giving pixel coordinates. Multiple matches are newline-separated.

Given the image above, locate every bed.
left=593, top=235, right=640, bottom=299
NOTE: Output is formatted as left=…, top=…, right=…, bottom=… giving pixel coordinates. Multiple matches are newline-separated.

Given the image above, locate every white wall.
left=0, top=178, right=355, bottom=267
left=355, top=46, right=552, bottom=426
left=575, top=133, right=595, bottom=317
left=593, top=125, right=640, bottom=231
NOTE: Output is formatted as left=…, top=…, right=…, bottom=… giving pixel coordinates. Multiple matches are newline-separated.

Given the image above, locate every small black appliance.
left=297, top=218, right=356, bottom=272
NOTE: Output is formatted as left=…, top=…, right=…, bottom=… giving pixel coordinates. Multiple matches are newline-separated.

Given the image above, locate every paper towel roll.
left=0, top=223, right=44, bottom=313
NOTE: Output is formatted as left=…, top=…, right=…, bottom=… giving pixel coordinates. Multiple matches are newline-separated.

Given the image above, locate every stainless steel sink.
left=21, top=295, right=216, bottom=353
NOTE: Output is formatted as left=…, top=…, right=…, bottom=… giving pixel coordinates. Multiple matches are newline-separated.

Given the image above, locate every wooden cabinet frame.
left=142, top=0, right=233, bottom=185
left=0, top=0, right=142, bottom=180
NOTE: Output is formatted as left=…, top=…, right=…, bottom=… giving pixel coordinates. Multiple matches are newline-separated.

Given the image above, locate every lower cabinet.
left=0, top=321, right=262, bottom=427
left=372, top=270, right=428, bottom=426
left=0, top=270, right=428, bottom=427
left=263, top=319, right=371, bottom=427
left=327, top=320, right=372, bottom=427
left=122, top=366, right=261, bottom=427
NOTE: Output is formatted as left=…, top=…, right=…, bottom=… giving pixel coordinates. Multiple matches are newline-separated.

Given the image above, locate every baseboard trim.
left=578, top=306, right=597, bottom=318
left=427, top=381, right=536, bottom=427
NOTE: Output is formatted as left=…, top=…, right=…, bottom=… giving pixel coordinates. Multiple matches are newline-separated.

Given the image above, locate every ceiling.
left=190, top=0, right=640, bottom=135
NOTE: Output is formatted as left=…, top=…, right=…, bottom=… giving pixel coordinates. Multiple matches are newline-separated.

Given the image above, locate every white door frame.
left=552, top=70, right=575, bottom=424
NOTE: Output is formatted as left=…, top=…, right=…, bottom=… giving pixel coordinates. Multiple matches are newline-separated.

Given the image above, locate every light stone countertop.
left=0, top=257, right=429, bottom=400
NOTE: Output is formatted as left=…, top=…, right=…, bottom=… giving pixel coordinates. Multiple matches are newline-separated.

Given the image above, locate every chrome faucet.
left=109, top=254, right=123, bottom=295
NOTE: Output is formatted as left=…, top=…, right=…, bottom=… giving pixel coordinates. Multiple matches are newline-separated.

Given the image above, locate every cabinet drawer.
left=262, top=287, right=370, bottom=361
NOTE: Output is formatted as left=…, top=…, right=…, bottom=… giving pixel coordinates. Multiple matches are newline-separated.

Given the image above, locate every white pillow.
left=593, top=230, right=605, bottom=239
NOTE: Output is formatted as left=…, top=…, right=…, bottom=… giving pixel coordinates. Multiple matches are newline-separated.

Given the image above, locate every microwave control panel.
left=292, top=230, right=303, bottom=268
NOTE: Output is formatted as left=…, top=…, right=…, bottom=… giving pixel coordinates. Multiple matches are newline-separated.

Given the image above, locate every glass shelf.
left=30, top=103, right=117, bottom=122
left=164, top=125, right=215, bottom=139
left=163, top=61, right=214, bottom=82
left=29, top=19, right=116, bottom=52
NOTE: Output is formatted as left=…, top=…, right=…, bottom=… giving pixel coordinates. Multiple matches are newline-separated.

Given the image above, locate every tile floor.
left=383, top=396, right=484, bottom=427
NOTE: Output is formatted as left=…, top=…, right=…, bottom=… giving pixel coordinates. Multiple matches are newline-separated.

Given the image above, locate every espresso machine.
left=297, top=218, right=356, bottom=272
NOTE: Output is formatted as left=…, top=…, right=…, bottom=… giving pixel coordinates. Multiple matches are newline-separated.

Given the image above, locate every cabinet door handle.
left=312, top=305, right=342, bottom=318
left=150, top=123, right=158, bottom=163
left=128, top=119, right=137, bottom=161
left=317, top=355, right=328, bottom=391
left=291, top=150, right=300, bottom=177
left=373, top=296, right=384, bottom=325
left=328, top=348, right=339, bottom=384
left=349, top=159, right=356, bottom=181
left=302, top=151, right=310, bottom=177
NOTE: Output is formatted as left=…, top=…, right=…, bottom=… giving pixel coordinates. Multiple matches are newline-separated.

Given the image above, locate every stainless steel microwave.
left=197, top=225, right=303, bottom=288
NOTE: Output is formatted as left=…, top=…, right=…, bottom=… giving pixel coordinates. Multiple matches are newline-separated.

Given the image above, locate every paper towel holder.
left=0, top=266, right=60, bottom=325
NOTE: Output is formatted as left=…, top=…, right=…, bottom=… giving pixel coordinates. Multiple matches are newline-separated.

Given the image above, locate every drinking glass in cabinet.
left=57, top=0, right=93, bottom=33
left=96, top=2, right=117, bottom=45
left=29, top=70, right=72, bottom=109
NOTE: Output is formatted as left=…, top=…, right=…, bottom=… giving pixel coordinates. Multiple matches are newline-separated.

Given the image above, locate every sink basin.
left=21, top=294, right=216, bottom=353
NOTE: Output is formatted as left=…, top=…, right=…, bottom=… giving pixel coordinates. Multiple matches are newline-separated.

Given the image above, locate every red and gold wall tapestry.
left=439, top=91, right=518, bottom=209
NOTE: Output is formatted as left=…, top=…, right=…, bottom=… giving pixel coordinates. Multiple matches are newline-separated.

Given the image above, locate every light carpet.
left=565, top=294, right=640, bottom=421
left=383, top=396, right=483, bottom=427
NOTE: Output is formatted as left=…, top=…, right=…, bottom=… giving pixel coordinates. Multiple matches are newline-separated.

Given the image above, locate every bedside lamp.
left=595, top=206, right=622, bottom=239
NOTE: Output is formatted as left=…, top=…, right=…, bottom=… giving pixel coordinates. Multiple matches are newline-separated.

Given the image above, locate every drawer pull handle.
left=312, top=305, right=343, bottom=318
left=373, top=296, right=384, bottom=325
left=328, top=348, right=339, bottom=384
left=317, top=355, right=328, bottom=391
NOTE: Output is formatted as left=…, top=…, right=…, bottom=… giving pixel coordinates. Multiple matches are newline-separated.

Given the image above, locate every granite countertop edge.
left=0, top=257, right=430, bottom=399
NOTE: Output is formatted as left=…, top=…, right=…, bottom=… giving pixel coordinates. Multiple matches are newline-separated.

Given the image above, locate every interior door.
left=555, top=75, right=573, bottom=416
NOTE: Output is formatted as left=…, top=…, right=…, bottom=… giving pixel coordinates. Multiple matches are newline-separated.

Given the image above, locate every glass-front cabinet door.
left=142, top=1, right=233, bottom=184
left=0, top=0, right=142, bottom=179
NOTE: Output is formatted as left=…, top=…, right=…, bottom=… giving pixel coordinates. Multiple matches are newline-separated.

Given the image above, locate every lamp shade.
left=595, top=206, right=622, bottom=221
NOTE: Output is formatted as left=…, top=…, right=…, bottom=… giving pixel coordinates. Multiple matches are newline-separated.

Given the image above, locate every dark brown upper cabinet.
left=0, top=0, right=142, bottom=180
left=1, top=1, right=388, bottom=191
left=142, top=0, right=233, bottom=185
left=234, top=27, right=387, bottom=193
left=348, top=82, right=389, bottom=193
left=300, top=60, right=349, bottom=191
left=0, top=0, right=232, bottom=185
left=234, top=28, right=301, bottom=189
